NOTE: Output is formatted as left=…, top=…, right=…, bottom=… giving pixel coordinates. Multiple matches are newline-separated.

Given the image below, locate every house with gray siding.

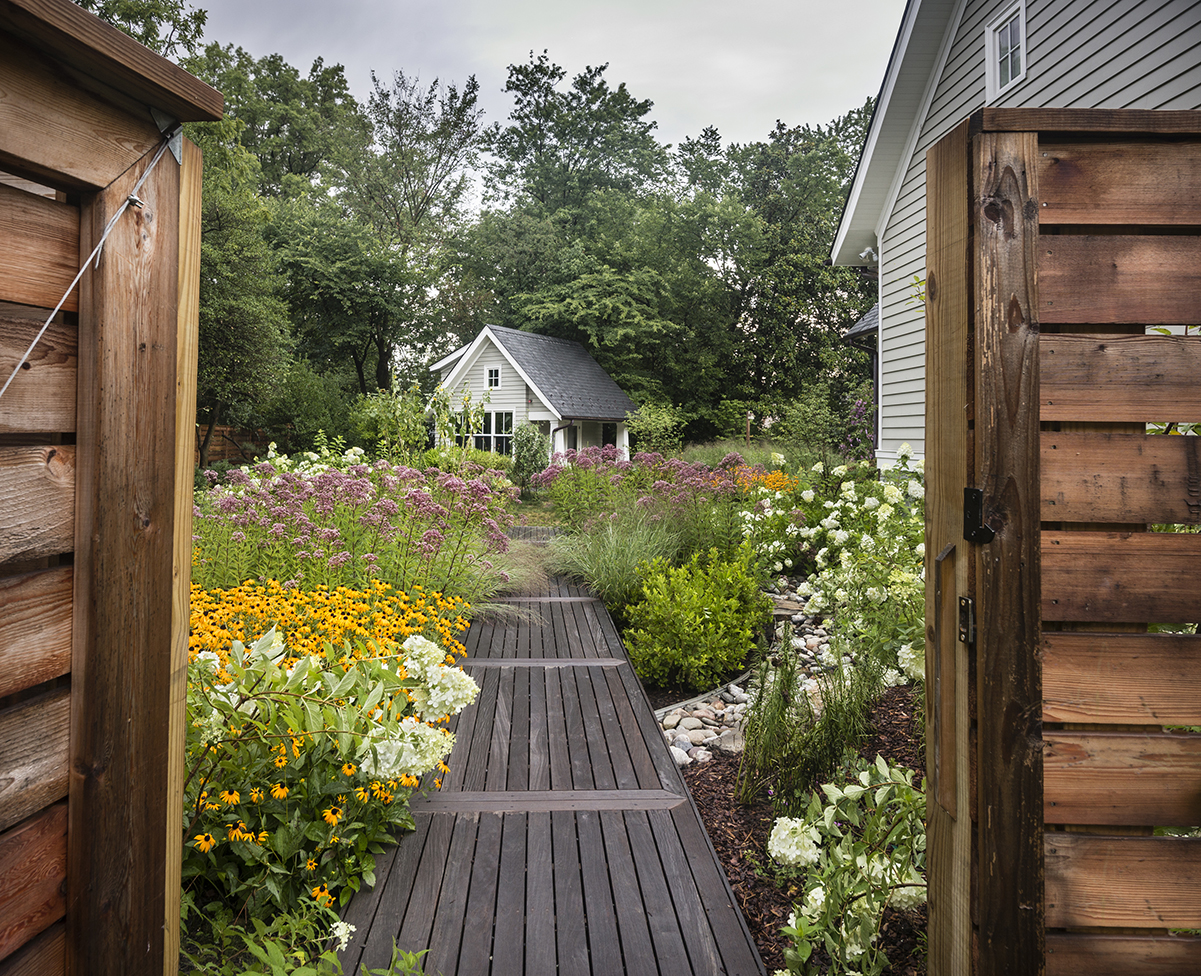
left=430, top=325, right=637, bottom=457
left=832, top=0, right=1201, bottom=462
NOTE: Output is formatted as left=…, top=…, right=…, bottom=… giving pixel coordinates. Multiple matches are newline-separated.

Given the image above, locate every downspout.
left=551, top=419, right=575, bottom=454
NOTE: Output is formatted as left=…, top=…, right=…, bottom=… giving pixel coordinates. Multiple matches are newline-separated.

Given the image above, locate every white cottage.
left=832, top=0, right=1201, bottom=462
left=430, top=325, right=638, bottom=457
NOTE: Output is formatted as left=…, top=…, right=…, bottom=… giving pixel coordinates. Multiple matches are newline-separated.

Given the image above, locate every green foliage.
left=771, top=756, right=926, bottom=976
left=625, top=402, right=684, bottom=455
left=76, top=0, right=206, bottom=57
left=511, top=422, right=551, bottom=489
left=777, top=384, right=844, bottom=471
left=350, top=382, right=430, bottom=461
left=259, top=360, right=354, bottom=456
left=625, top=545, right=769, bottom=690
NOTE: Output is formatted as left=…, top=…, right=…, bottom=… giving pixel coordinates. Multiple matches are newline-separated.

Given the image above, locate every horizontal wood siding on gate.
left=0, top=689, right=69, bottom=834
left=1045, top=932, right=1201, bottom=976
left=0, top=446, right=74, bottom=564
left=1038, top=140, right=1201, bottom=225
left=0, top=567, right=72, bottom=699
left=0, top=314, right=77, bottom=434
left=0, top=801, right=67, bottom=963
left=1041, top=432, right=1201, bottom=524
left=0, top=184, right=77, bottom=312
left=1042, top=531, right=1201, bottom=622
left=1041, top=334, right=1201, bottom=422
left=1040, top=236, right=1201, bottom=325
left=1042, top=631, right=1201, bottom=725
left=1044, top=834, right=1201, bottom=928
left=1043, top=731, right=1201, bottom=825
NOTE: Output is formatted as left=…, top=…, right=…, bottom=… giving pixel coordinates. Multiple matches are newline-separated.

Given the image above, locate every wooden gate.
left=925, top=108, right=1201, bottom=976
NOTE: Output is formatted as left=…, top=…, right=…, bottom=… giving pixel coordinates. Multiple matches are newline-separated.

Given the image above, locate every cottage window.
left=474, top=411, right=513, bottom=455
left=986, top=2, right=1026, bottom=102
left=487, top=368, right=500, bottom=388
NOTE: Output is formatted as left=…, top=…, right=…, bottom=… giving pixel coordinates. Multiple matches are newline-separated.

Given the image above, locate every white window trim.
left=487, top=367, right=501, bottom=389
left=985, top=1, right=1026, bottom=103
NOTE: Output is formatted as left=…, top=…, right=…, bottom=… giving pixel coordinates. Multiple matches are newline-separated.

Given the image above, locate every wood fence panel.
left=1041, top=432, right=1201, bottom=524
left=1042, top=531, right=1201, bottom=622
left=1041, top=334, right=1201, bottom=423
left=0, top=315, right=76, bottom=434
left=0, top=690, right=69, bottom=833
left=0, top=568, right=72, bottom=699
left=1045, top=933, right=1201, bottom=976
left=0, top=921, right=65, bottom=976
left=0, top=185, right=77, bottom=313
left=0, top=802, right=67, bottom=963
left=1042, top=632, right=1201, bottom=725
left=1043, top=731, right=1201, bottom=825
left=1038, top=141, right=1201, bottom=226
left=0, top=447, right=74, bottom=564
left=1044, top=834, right=1201, bottom=928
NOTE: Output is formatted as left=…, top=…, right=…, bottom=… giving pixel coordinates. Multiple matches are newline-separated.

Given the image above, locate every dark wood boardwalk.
left=339, top=580, right=765, bottom=976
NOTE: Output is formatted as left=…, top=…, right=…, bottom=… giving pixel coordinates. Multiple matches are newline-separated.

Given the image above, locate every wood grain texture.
left=1042, top=632, right=1201, bottom=724
left=0, top=802, right=66, bottom=963
left=923, top=118, right=975, bottom=976
left=0, top=185, right=77, bottom=313
left=0, top=921, right=64, bottom=976
left=1041, top=432, right=1201, bottom=524
left=0, top=314, right=76, bottom=434
left=1044, top=731, right=1201, bottom=825
left=0, top=446, right=74, bottom=564
left=0, top=30, right=163, bottom=190
left=1042, top=531, right=1201, bottom=623
left=972, top=129, right=1045, bottom=976
left=1038, top=140, right=1201, bottom=225
left=1041, top=334, right=1201, bottom=423
left=0, top=689, right=68, bottom=834
left=0, top=567, right=71, bottom=699
left=1045, top=932, right=1201, bottom=976
left=1040, top=236, right=1201, bottom=325
left=1044, top=834, right=1201, bottom=928
left=976, top=108, right=1201, bottom=135
left=68, top=141, right=180, bottom=976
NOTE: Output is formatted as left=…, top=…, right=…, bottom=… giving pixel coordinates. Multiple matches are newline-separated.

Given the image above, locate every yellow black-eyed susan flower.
left=193, top=833, right=216, bottom=853
left=271, top=783, right=289, bottom=800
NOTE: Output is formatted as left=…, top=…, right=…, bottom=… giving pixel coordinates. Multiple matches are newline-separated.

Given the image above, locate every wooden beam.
left=1041, top=432, right=1201, bottom=524
left=0, top=315, right=77, bottom=434
left=0, top=802, right=67, bottom=964
left=1040, top=236, right=1201, bottom=325
left=0, top=446, right=74, bottom=564
left=0, top=689, right=69, bottom=833
left=1043, top=531, right=1201, bottom=623
left=69, top=138, right=180, bottom=976
left=972, top=128, right=1044, bottom=976
left=1046, top=933, right=1201, bottom=976
left=1038, top=140, right=1201, bottom=226
left=1041, top=335, right=1201, bottom=423
left=1042, top=632, right=1201, bottom=725
left=0, top=185, right=78, bottom=313
left=975, top=107, right=1201, bottom=135
left=1045, top=834, right=1201, bottom=928
left=0, top=0, right=222, bottom=122
left=0, top=567, right=72, bottom=699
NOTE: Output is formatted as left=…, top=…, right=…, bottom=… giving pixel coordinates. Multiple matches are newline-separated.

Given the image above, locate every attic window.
left=986, top=2, right=1026, bottom=102
left=487, top=368, right=500, bottom=388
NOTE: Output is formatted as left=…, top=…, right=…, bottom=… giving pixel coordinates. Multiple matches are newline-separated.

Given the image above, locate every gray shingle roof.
left=844, top=304, right=879, bottom=340
left=487, top=325, right=638, bottom=421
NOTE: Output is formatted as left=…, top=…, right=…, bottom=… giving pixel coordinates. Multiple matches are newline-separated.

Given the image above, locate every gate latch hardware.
left=963, top=487, right=996, bottom=544
left=958, top=597, right=975, bottom=646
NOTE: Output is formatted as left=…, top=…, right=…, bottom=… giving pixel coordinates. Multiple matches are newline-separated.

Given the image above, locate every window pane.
left=498, top=412, right=513, bottom=434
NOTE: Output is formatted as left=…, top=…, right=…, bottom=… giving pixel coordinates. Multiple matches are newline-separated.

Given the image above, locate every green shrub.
left=625, top=401, right=684, bottom=455
left=350, top=382, right=430, bottom=461
left=625, top=545, right=770, bottom=690
left=511, top=422, right=551, bottom=490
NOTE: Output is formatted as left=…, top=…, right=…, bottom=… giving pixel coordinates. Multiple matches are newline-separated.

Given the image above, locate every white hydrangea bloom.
left=831, top=465, right=848, bottom=478
left=897, top=642, right=925, bottom=681
left=889, top=868, right=927, bottom=910
left=767, top=817, right=820, bottom=867
left=803, top=885, right=825, bottom=917
left=331, top=921, right=356, bottom=952
left=409, top=666, right=479, bottom=721
left=907, top=479, right=925, bottom=500
left=801, top=489, right=815, bottom=503
left=882, top=484, right=903, bottom=505
left=863, top=495, right=880, bottom=511
left=401, top=635, right=446, bottom=679
left=897, top=442, right=913, bottom=459
left=363, top=718, right=455, bottom=779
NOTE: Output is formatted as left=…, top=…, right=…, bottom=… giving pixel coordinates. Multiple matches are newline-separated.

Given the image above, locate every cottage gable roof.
left=433, top=325, right=637, bottom=422
left=845, top=303, right=880, bottom=340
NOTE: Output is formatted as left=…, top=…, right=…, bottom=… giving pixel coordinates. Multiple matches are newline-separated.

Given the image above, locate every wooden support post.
left=972, top=129, right=1044, bottom=976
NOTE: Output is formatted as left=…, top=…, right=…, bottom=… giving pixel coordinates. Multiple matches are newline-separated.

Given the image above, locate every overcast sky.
left=197, top=0, right=906, bottom=150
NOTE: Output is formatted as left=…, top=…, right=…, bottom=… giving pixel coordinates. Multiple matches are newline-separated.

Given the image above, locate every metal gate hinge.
left=963, top=487, right=996, bottom=544
left=958, top=597, right=976, bottom=646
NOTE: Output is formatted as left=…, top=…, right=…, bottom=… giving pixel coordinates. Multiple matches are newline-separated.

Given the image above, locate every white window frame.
left=473, top=410, right=514, bottom=455
left=487, top=367, right=501, bottom=389
left=985, top=1, right=1026, bottom=103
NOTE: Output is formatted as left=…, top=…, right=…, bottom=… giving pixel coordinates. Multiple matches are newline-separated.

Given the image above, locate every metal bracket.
left=150, top=107, right=183, bottom=164
left=958, top=597, right=976, bottom=647
left=963, top=487, right=996, bottom=544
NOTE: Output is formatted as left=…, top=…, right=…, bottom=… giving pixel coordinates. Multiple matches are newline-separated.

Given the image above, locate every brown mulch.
left=681, top=685, right=927, bottom=975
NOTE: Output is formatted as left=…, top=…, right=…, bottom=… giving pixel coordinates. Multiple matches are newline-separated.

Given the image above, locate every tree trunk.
left=374, top=327, right=393, bottom=391
left=198, top=400, right=224, bottom=471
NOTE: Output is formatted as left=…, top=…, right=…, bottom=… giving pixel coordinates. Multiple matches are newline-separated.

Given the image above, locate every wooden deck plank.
left=604, top=665, right=664, bottom=789
left=649, top=807, right=724, bottom=974
left=491, top=813, right=527, bottom=975
left=586, top=663, right=639, bottom=790
left=529, top=662, right=551, bottom=792
left=576, top=809, right=624, bottom=975
left=508, top=663, right=530, bottom=792
left=409, top=790, right=684, bottom=812
left=552, top=810, right=590, bottom=975
left=525, top=811, right=556, bottom=976
left=390, top=813, right=456, bottom=965
left=573, top=654, right=617, bottom=790
left=560, top=664, right=596, bottom=790
left=422, top=813, right=479, bottom=976
left=455, top=811, right=502, bottom=975
left=627, top=809, right=692, bottom=970
left=460, top=666, right=501, bottom=793
left=485, top=665, right=515, bottom=792
left=545, top=666, right=572, bottom=791
left=600, top=809, right=660, bottom=976
left=616, top=659, right=688, bottom=792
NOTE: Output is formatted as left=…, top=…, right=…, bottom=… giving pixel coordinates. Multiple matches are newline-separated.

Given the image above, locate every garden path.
left=338, top=578, right=766, bottom=975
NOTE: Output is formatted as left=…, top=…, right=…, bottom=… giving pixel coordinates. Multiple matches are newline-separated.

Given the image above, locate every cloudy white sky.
left=197, top=0, right=906, bottom=149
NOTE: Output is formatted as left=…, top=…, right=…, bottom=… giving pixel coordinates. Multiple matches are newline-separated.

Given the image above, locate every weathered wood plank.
left=1045, top=932, right=1201, bottom=976
left=408, top=790, right=685, bottom=812
left=0, top=920, right=64, bottom=976
left=584, top=664, right=638, bottom=790
left=1044, top=834, right=1201, bottom=928
left=1042, top=632, right=1201, bottom=724
left=551, top=811, right=588, bottom=975
left=599, top=811, right=657, bottom=976
left=528, top=659, right=550, bottom=792
left=390, top=813, right=453, bottom=964
left=0, top=689, right=68, bottom=834
left=972, top=129, right=1044, bottom=976
left=490, top=813, right=526, bottom=976
left=648, top=807, right=723, bottom=974
left=484, top=665, right=513, bottom=792
left=0, top=446, right=73, bottom=564
left=1041, top=432, right=1201, bottom=524
left=1038, top=140, right=1201, bottom=226
left=0, top=314, right=76, bottom=434
left=603, top=666, right=662, bottom=790
left=0, top=567, right=71, bottom=699
left=544, top=666, right=571, bottom=791
left=1041, top=236, right=1201, bottom=325
left=0, top=801, right=66, bottom=963
left=1042, top=334, right=1201, bottom=423
left=0, top=184, right=77, bottom=314
left=422, top=812, right=478, bottom=976
left=525, top=811, right=555, bottom=976
left=1044, top=731, right=1201, bottom=825
left=506, top=663, right=530, bottom=792
left=1042, top=531, right=1201, bottom=623
left=459, top=666, right=500, bottom=793
left=978, top=108, right=1201, bottom=135
left=575, top=809, right=623, bottom=975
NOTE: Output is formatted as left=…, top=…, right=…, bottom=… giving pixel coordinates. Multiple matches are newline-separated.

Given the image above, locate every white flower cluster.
left=766, top=817, right=820, bottom=867
left=897, top=642, right=925, bottom=682
left=889, top=867, right=927, bottom=909
left=330, top=921, right=356, bottom=952
left=363, top=717, right=455, bottom=779
left=401, top=635, right=479, bottom=721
